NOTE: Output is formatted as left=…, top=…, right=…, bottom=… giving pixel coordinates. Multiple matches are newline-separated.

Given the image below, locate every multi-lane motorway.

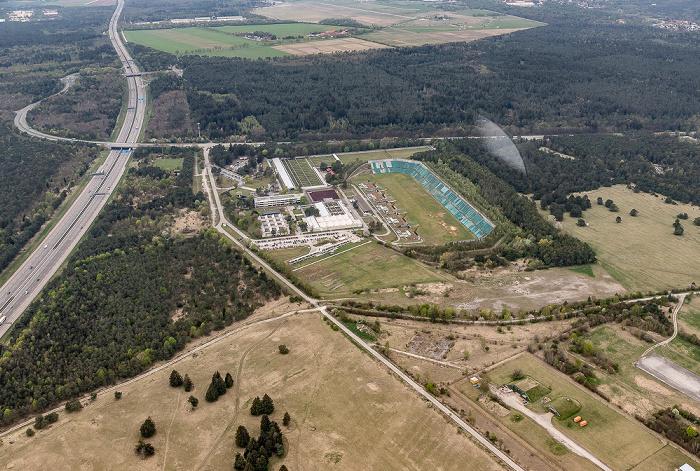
left=0, top=0, right=146, bottom=336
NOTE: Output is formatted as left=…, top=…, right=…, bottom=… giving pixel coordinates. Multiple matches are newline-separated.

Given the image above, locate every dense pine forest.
left=0, top=150, right=282, bottom=424
left=0, top=124, right=99, bottom=275
left=142, top=22, right=700, bottom=139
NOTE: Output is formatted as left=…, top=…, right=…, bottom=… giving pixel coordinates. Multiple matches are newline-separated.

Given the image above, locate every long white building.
left=271, top=158, right=296, bottom=190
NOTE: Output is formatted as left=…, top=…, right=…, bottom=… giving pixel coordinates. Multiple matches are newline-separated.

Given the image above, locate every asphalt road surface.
left=0, top=0, right=146, bottom=337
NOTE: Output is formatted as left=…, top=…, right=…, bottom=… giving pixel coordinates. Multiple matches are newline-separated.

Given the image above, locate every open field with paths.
left=551, top=185, right=700, bottom=293
left=0, top=311, right=506, bottom=471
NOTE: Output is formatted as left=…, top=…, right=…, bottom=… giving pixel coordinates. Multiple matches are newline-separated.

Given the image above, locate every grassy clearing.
left=677, top=296, right=700, bottom=337
left=553, top=185, right=700, bottom=292
left=488, top=354, right=666, bottom=471
left=216, top=23, right=344, bottom=36
left=338, top=147, right=426, bottom=164
left=548, top=397, right=582, bottom=420
left=295, top=241, right=451, bottom=297
left=369, top=172, right=476, bottom=244
left=629, top=442, right=700, bottom=470
left=569, top=264, right=595, bottom=278
left=0, top=312, right=505, bottom=471
left=153, top=157, right=183, bottom=170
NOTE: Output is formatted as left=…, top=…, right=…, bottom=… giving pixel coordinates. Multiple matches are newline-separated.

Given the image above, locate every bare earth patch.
left=273, top=37, right=390, bottom=55
left=634, top=375, right=673, bottom=396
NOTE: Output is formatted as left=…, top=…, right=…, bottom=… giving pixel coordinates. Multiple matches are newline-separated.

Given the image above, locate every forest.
left=139, top=21, right=700, bottom=140
left=447, top=133, right=700, bottom=209
left=0, top=149, right=282, bottom=424
left=0, top=123, right=99, bottom=276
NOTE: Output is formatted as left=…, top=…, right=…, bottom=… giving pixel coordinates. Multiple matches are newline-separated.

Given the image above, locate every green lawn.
left=488, top=354, right=665, bottom=471
left=568, top=264, right=595, bottom=278
left=368, top=172, right=475, bottom=244
left=153, top=158, right=183, bottom=170
left=294, top=241, right=451, bottom=297
left=548, top=397, right=582, bottom=421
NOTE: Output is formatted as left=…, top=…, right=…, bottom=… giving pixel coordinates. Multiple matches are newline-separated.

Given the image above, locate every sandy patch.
left=635, top=375, right=672, bottom=396
left=273, top=38, right=390, bottom=55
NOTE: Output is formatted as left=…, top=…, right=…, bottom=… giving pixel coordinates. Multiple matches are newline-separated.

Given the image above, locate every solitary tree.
left=188, top=396, right=199, bottom=410
left=278, top=344, right=289, bottom=355
left=170, top=370, right=183, bottom=388
left=235, top=425, right=250, bottom=447
left=596, top=197, right=604, bottom=205
left=225, top=372, right=234, bottom=389
left=630, top=208, right=638, bottom=217
left=577, top=218, right=586, bottom=227
left=183, top=374, right=193, bottom=392
left=616, top=216, right=622, bottom=223
left=135, top=440, right=155, bottom=458
left=114, top=391, right=122, bottom=400
left=140, top=417, right=156, bottom=438
left=283, top=412, right=291, bottom=426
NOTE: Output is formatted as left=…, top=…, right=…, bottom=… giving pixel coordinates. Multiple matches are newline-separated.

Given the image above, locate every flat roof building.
left=254, top=193, right=302, bottom=208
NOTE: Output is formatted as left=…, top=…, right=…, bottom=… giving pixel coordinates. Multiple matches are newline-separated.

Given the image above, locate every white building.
left=271, top=158, right=296, bottom=191
left=260, top=211, right=289, bottom=237
left=304, top=201, right=362, bottom=232
left=254, top=193, right=302, bottom=208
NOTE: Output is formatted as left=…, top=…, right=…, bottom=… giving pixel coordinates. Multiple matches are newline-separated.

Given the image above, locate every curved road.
left=0, top=0, right=146, bottom=337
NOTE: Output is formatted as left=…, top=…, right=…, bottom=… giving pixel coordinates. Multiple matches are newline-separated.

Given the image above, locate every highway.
left=0, top=0, right=146, bottom=337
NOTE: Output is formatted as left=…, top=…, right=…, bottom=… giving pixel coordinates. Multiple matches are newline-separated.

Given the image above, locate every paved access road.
left=0, top=0, right=146, bottom=337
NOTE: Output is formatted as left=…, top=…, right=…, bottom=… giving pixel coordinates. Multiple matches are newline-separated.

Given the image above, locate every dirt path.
left=493, top=387, right=612, bottom=471
left=160, top=392, right=181, bottom=469
left=195, top=323, right=283, bottom=470
left=641, top=293, right=686, bottom=357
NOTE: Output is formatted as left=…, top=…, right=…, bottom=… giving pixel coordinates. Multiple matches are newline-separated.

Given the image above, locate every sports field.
left=368, top=172, right=476, bottom=244
left=553, top=185, right=700, bottom=292
left=124, top=24, right=349, bottom=59
left=294, top=241, right=452, bottom=297
left=0, top=310, right=505, bottom=470
left=487, top=354, right=688, bottom=471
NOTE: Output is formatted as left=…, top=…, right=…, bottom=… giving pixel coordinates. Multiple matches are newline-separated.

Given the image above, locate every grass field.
left=153, top=157, right=183, bottom=170
left=0, top=311, right=505, bottom=471
left=488, top=354, right=668, bottom=471
left=294, top=241, right=452, bottom=297
left=677, top=296, right=700, bottom=337
left=552, top=185, right=700, bottom=292
left=368, top=172, right=476, bottom=244
left=125, top=23, right=359, bottom=59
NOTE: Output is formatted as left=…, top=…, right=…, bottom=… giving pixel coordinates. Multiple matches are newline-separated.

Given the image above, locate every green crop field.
left=282, top=159, right=323, bottom=187
left=294, top=241, right=451, bottom=297
left=368, top=172, right=475, bottom=244
left=488, top=354, right=671, bottom=471
left=124, top=24, right=348, bottom=59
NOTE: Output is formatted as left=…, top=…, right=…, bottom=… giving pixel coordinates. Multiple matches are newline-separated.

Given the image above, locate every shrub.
left=114, top=391, right=122, bottom=400
left=278, top=344, right=290, bottom=354
left=65, top=398, right=83, bottom=413
left=140, top=417, right=156, bottom=438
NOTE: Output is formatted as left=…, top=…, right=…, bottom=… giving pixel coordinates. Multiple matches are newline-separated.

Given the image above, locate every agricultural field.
left=365, top=172, right=476, bottom=245
left=273, top=37, right=390, bottom=55
left=553, top=185, right=700, bottom=293
left=486, top=354, right=696, bottom=471
left=0, top=311, right=505, bottom=471
left=282, top=158, right=324, bottom=188
left=124, top=24, right=349, bottom=59
left=337, top=147, right=428, bottom=164
left=256, top=0, right=543, bottom=46
left=293, top=241, right=452, bottom=297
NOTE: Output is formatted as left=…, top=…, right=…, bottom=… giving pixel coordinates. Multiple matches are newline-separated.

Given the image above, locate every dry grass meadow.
left=553, top=185, right=700, bottom=292
left=273, top=37, right=390, bottom=55
left=0, top=311, right=506, bottom=471
left=362, top=27, right=526, bottom=47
